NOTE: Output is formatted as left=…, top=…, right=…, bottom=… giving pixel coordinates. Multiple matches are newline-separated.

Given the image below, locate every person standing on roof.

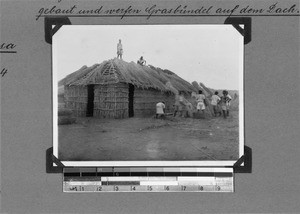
left=137, top=56, right=146, bottom=66
left=117, top=39, right=123, bottom=59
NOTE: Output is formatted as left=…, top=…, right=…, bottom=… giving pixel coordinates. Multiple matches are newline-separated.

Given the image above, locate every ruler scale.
left=63, top=167, right=234, bottom=192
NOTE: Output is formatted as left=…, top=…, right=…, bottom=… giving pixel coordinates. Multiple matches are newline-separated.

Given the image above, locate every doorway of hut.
left=128, top=84, right=134, bottom=117
left=86, top=84, right=94, bottom=117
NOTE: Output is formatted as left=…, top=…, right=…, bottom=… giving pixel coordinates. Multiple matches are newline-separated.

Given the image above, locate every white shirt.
left=211, top=95, right=221, bottom=105
left=156, top=102, right=165, bottom=114
left=179, top=95, right=184, bottom=102
left=195, top=94, right=205, bottom=103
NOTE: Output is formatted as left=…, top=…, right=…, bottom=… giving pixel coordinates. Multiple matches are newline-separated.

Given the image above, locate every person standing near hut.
left=174, top=91, right=185, bottom=117
left=156, top=101, right=165, bottom=119
left=137, top=56, right=146, bottom=66
left=195, top=90, right=206, bottom=114
left=220, top=90, right=232, bottom=119
left=173, top=93, right=180, bottom=117
left=117, top=39, right=123, bottom=59
left=211, top=91, right=221, bottom=117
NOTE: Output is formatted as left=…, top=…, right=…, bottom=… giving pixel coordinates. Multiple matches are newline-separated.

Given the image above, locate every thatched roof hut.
left=61, top=58, right=197, bottom=118
left=60, top=59, right=195, bottom=92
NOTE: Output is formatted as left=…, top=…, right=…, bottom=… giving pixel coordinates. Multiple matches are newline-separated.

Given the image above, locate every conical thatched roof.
left=59, top=58, right=197, bottom=93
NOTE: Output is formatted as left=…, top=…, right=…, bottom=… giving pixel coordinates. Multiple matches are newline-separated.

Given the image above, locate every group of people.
left=211, top=90, right=232, bottom=118
left=117, top=39, right=146, bottom=66
left=156, top=92, right=189, bottom=119
left=193, top=89, right=232, bottom=118
left=118, top=39, right=233, bottom=119
left=156, top=90, right=232, bottom=119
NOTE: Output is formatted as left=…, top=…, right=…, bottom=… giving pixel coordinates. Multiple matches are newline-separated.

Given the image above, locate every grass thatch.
left=148, top=65, right=196, bottom=92
left=58, top=64, right=99, bottom=87
left=60, top=58, right=197, bottom=93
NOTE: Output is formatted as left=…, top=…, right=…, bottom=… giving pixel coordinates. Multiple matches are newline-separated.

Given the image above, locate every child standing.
left=220, top=90, right=232, bottom=119
left=195, top=90, right=206, bottom=114
left=211, top=91, right=221, bottom=117
left=174, top=91, right=185, bottom=117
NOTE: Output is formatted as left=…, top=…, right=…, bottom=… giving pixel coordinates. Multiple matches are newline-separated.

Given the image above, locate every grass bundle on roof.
left=61, top=58, right=197, bottom=94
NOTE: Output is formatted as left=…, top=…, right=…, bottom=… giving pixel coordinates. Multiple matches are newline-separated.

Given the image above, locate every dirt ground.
left=58, top=110, right=240, bottom=161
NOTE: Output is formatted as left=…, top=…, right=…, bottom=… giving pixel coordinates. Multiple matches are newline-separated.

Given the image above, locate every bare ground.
left=58, top=111, right=239, bottom=161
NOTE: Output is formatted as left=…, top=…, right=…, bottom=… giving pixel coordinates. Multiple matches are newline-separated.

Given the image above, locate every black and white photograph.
left=53, top=25, right=244, bottom=166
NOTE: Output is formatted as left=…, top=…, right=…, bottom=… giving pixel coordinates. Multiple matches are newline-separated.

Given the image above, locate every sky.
left=53, top=25, right=243, bottom=90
